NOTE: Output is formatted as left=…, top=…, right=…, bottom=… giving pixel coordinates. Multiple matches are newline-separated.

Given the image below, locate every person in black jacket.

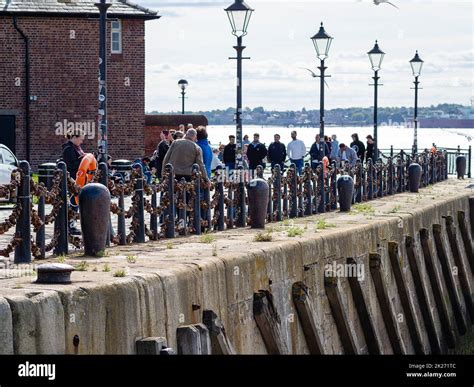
left=309, top=134, right=330, bottom=168
left=223, top=135, right=236, bottom=170
left=268, top=134, right=286, bottom=171
left=246, top=133, right=268, bottom=170
left=350, top=133, right=366, bottom=163
left=62, top=130, right=85, bottom=179
left=154, top=130, right=171, bottom=179
left=365, top=134, right=375, bottom=162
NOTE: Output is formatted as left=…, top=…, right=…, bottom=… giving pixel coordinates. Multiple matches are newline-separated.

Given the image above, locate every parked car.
left=0, top=145, right=19, bottom=201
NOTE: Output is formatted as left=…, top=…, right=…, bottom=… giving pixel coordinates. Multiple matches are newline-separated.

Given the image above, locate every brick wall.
left=0, top=16, right=146, bottom=169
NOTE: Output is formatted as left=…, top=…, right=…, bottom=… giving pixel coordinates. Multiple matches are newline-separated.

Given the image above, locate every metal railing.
left=0, top=150, right=449, bottom=264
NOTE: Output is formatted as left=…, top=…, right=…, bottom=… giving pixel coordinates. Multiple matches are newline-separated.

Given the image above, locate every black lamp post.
left=367, top=40, right=385, bottom=160
left=178, top=79, right=188, bottom=115
left=311, top=22, right=333, bottom=138
left=95, top=0, right=111, bottom=164
left=410, top=51, right=424, bottom=155
left=225, top=0, right=253, bottom=168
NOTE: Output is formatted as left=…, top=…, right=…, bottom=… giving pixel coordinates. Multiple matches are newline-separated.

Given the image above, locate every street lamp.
left=225, top=0, right=253, bottom=169
left=311, top=22, right=333, bottom=138
left=410, top=51, right=424, bottom=154
left=178, top=79, right=188, bottom=115
left=367, top=40, right=385, bottom=160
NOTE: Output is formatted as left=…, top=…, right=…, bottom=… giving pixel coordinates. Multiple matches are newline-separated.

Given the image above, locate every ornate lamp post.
left=410, top=51, right=424, bottom=154
left=367, top=40, right=385, bottom=160
left=310, top=22, right=333, bottom=138
left=178, top=79, right=188, bottom=115
left=225, top=0, right=253, bottom=168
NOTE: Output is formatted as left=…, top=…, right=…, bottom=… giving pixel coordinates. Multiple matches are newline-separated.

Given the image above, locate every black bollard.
left=14, top=161, right=31, bottom=264
left=337, top=175, right=354, bottom=212
left=456, top=155, right=466, bottom=179
left=248, top=178, right=269, bottom=229
left=408, top=163, right=422, bottom=193
left=54, top=161, right=68, bottom=256
left=79, top=183, right=111, bottom=256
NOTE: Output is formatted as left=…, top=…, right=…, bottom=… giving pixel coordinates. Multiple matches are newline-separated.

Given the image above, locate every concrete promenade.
left=0, top=177, right=472, bottom=354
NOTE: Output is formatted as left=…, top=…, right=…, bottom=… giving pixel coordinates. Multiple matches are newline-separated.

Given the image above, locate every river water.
left=206, top=125, right=473, bottom=172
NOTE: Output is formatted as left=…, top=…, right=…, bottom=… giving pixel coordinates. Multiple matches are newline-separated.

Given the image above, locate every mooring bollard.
left=216, top=166, right=225, bottom=231
left=54, top=161, right=68, bottom=256
left=408, top=163, right=422, bottom=193
left=165, top=164, right=175, bottom=239
left=456, top=155, right=467, bottom=179
left=14, top=161, right=31, bottom=264
left=36, top=263, right=74, bottom=284
left=247, top=178, right=269, bottom=229
left=337, top=175, right=354, bottom=212
left=79, top=183, right=111, bottom=256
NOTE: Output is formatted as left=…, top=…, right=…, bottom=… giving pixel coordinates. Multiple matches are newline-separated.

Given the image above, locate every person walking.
left=309, top=134, right=330, bottom=168
left=246, top=133, right=268, bottom=170
left=223, top=135, right=236, bottom=170
left=350, top=133, right=366, bottom=164
left=161, top=129, right=209, bottom=182
left=268, top=134, right=287, bottom=172
left=337, top=143, right=358, bottom=167
left=287, top=130, right=306, bottom=175
left=365, top=135, right=375, bottom=162
left=196, top=126, right=213, bottom=178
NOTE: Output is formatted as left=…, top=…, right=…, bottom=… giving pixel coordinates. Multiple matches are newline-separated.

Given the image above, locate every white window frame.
left=111, top=19, right=122, bottom=54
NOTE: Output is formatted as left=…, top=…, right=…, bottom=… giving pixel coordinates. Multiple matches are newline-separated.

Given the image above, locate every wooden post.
left=202, top=310, right=236, bottom=355
left=346, top=258, right=381, bottom=354
left=369, top=253, right=404, bottom=354
left=253, top=290, right=288, bottom=355
left=432, top=224, right=467, bottom=335
left=177, top=325, right=211, bottom=355
left=419, top=229, right=456, bottom=349
left=444, top=216, right=474, bottom=323
left=324, top=275, right=357, bottom=354
left=136, top=337, right=168, bottom=355
left=402, top=238, right=440, bottom=354
left=291, top=282, right=324, bottom=354
left=457, top=211, right=474, bottom=274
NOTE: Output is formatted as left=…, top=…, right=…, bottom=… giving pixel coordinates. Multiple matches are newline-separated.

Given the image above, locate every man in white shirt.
left=287, top=131, right=306, bottom=175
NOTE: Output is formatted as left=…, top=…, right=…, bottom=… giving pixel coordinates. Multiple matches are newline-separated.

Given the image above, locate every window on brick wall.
left=111, top=20, right=122, bottom=54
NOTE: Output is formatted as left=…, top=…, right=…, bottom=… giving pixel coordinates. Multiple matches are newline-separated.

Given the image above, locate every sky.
left=140, top=0, right=473, bottom=112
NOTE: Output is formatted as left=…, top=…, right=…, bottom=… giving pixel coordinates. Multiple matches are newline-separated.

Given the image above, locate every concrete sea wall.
left=0, top=182, right=472, bottom=354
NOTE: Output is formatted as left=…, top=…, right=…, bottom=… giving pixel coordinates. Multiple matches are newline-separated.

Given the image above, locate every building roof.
left=0, top=0, right=159, bottom=19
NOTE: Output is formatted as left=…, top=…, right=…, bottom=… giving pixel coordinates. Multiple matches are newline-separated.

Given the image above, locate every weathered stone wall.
left=0, top=188, right=472, bottom=354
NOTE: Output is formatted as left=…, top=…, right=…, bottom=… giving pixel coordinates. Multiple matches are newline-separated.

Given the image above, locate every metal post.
left=204, top=184, right=211, bottom=232
left=236, top=166, right=246, bottom=227
left=181, top=90, right=186, bottom=115
left=117, top=190, right=126, bottom=245
left=54, top=161, right=68, bottom=256
left=178, top=178, right=187, bottom=236
left=304, top=164, right=313, bottom=216
left=355, top=160, right=362, bottom=203
left=14, top=161, right=31, bottom=264
left=318, top=162, right=325, bottom=213
left=274, top=165, right=282, bottom=221
left=216, top=166, right=225, bottom=231
left=267, top=176, right=273, bottom=222
left=367, top=159, right=373, bottom=200
left=133, top=166, right=145, bottom=243
left=165, top=164, right=175, bottom=239
left=330, top=161, right=337, bottom=210
left=373, top=70, right=379, bottom=159
left=150, top=185, right=158, bottom=240
left=412, top=76, right=420, bottom=155
left=98, top=162, right=110, bottom=246
left=319, top=59, right=326, bottom=138
left=95, top=0, right=111, bottom=164
left=289, top=164, right=297, bottom=218
left=468, top=145, right=472, bottom=178
left=193, top=164, right=202, bottom=235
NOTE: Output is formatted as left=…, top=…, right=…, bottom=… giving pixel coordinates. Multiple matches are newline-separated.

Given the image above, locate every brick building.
left=0, top=0, right=159, bottom=169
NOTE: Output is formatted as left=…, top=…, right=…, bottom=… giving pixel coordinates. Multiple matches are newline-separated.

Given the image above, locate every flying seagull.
left=300, top=68, right=330, bottom=88
left=373, top=0, right=399, bottom=9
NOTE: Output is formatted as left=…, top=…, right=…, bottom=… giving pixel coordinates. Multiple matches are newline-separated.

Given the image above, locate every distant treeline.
left=148, top=103, right=471, bottom=127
